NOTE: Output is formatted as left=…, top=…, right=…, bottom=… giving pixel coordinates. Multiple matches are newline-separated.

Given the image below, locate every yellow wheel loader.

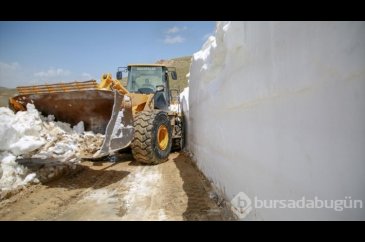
left=9, top=64, right=185, bottom=164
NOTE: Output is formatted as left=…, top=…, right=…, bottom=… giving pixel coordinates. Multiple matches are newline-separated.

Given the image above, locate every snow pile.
left=77, top=132, right=105, bottom=158
left=0, top=104, right=45, bottom=155
left=0, top=104, right=104, bottom=191
left=0, top=152, right=36, bottom=190
left=0, top=104, right=46, bottom=190
left=188, top=21, right=365, bottom=220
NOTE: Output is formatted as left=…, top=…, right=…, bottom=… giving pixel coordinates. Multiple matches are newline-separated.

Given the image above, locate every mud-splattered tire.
left=131, top=111, right=172, bottom=164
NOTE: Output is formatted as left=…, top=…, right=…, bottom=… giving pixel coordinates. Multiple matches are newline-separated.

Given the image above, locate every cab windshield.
left=127, top=66, right=164, bottom=93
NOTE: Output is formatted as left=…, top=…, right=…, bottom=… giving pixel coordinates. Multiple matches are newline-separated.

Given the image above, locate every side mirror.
left=116, top=71, right=123, bottom=80
left=171, top=71, right=177, bottom=80
left=156, top=85, right=165, bottom=92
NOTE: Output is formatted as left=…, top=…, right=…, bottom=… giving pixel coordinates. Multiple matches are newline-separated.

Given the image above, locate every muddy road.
left=0, top=152, right=230, bottom=221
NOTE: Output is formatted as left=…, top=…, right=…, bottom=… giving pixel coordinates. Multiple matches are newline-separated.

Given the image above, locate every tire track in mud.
left=0, top=152, right=230, bottom=221
left=0, top=161, right=129, bottom=220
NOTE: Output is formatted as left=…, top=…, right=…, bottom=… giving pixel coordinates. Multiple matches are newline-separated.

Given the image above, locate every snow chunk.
left=9, top=136, right=45, bottom=156
left=73, top=121, right=85, bottom=134
left=0, top=152, right=28, bottom=190
left=23, top=173, right=36, bottom=184
left=169, top=104, right=179, bottom=112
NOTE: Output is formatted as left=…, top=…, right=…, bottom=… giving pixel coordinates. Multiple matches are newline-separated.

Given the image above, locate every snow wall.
left=188, top=21, right=365, bottom=220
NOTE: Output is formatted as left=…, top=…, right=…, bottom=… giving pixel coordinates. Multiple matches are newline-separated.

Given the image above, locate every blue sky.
left=0, top=21, right=215, bottom=88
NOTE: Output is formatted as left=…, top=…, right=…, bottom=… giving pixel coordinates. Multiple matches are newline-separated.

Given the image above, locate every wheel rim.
left=157, top=124, right=169, bottom=150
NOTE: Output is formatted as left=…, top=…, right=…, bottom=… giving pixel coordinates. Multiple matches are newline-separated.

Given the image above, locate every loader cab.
left=122, top=64, right=177, bottom=110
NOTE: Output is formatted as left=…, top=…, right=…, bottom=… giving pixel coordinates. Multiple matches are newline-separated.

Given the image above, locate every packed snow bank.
left=188, top=21, right=365, bottom=220
left=180, top=87, right=189, bottom=148
left=0, top=104, right=104, bottom=191
left=180, top=87, right=189, bottom=114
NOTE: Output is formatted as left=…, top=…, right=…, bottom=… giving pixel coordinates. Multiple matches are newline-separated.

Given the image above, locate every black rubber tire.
left=131, top=111, right=173, bottom=164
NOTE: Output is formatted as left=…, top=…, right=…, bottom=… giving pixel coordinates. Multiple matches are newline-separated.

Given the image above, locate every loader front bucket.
left=9, top=87, right=134, bottom=158
left=10, top=89, right=115, bottom=134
